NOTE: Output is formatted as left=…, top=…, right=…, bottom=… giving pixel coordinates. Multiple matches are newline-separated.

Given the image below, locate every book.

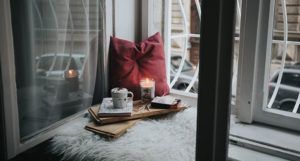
left=98, top=98, right=133, bottom=117
left=85, top=120, right=138, bottom=138
left=88, top=100, right=187, bottom=125
left=151, top=95, right=181, bottom=109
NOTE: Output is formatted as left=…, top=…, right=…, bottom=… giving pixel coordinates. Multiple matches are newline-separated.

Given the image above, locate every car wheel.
left=176, top=83, right=197, bottom=93
left=190, top=87, right=197, bottom=93
left=177, top=83, right=188, bottom=91
left=279, top=101, right=295, bottom=112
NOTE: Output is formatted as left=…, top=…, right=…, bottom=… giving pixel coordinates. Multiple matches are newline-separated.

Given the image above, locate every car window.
left=53, top=56, right=69, bottom=71
left=69, top=58, right=78, bottom=70
left=73, top=57, right=84, bottom=70
left=281, top=73, right=300, bottom=88
left=38, top=56, right=54, bottom=70
left=272, top=72, right=300, bottom=88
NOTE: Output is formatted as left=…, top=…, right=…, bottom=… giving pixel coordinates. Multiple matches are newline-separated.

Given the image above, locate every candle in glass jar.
left=140, top=78, right=155, bottom=101
left=65, top=69, right=78, bottom=78
left=64, top=69, right=79, bottom=92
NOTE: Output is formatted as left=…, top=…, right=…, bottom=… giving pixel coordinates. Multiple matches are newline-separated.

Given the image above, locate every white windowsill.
left=229, top=115, right=300, bottom=160
left=228, top=144, right=288, bottom=161
left=171, top=92, right=300, bottom=161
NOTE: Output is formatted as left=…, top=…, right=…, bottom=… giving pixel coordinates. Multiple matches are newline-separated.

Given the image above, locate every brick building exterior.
left=272, top=0, right=300, bottom=62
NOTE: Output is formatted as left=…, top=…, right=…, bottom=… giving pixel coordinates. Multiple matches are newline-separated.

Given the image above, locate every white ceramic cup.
left=111, top=88, right=134, bottom=108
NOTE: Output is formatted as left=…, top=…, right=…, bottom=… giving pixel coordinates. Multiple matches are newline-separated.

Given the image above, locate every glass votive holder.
left=140, top=78, right=155, bottom=102
left=64, top=69, right=79, bottom=92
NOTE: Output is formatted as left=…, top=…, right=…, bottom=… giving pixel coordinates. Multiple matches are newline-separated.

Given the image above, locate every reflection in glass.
left=10, top=0, right=104, bottom=140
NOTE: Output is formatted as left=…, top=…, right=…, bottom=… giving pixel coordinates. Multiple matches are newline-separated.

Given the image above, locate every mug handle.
left=128, top=91, right=134, bottom=99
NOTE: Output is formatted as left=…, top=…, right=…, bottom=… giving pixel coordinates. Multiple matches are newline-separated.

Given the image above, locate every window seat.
left=50, top=95, right=289, bottom=161
left=50, top=106, right=197, bottom=161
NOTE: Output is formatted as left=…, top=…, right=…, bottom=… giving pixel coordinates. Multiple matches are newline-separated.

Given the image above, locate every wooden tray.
left=88, top=101, right=187, bottom=125
left=85, top=120, right=138, bottom=138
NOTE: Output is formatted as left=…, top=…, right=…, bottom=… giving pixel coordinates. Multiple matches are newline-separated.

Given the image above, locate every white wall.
left=114, top=0, right=141, bottom=41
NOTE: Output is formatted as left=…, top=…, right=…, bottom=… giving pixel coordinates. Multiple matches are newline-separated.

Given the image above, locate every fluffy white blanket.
left=51, top=107, right=197, bottom=161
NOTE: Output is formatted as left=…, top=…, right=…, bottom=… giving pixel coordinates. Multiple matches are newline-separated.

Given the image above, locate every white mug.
left=111, top=88, right=134, bottom=108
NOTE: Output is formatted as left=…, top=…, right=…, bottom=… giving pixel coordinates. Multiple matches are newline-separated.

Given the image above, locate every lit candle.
left=64, top=69, right=79, bottom=92
left=65, top=69, right=78, bottom=78
left=140, top=78, right=155, bottom=101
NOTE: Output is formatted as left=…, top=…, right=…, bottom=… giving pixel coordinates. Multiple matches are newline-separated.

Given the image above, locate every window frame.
left=145, top=0, right=236, bottom=160
left=236, top=0, right=300, bottom=131
left=143, top=0, right=300, bottom=159
left=157, top=0, right=300, bottom=135
left=0, top=0, right=111, bottom=159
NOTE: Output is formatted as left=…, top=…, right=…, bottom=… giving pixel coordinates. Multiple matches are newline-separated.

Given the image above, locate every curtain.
left=10, top=0, right=104, bottom=139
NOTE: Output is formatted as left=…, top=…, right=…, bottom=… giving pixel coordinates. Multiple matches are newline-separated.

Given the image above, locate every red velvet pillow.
left=109, top=32, right=170, bottom=100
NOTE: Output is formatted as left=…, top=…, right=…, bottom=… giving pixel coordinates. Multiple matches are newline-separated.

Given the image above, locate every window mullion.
left=164, top=0, right=172, bottom=85
left=236, top=0, right=262, bottom=123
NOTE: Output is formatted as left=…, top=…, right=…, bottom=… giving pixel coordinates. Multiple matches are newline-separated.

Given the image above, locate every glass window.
left=167, top=0, right=200, bottom=93
left=10, top=0, right=104, bottom=140
left=166, top=0, right=241, bottom=97
left=267, top=0, right=300, bottom=116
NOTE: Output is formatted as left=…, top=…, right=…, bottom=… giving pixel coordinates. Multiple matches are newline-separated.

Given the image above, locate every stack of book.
left=85, top=95, right=188, bottom=138
left=98, top=98, right=133, bottom=117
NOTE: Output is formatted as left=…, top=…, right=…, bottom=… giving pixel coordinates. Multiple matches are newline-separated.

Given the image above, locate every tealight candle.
left=140, top=78, right=155, bottom=101
left=65, top=69, right=78, bottom=78
left=64, top=69, right=79, bottom=92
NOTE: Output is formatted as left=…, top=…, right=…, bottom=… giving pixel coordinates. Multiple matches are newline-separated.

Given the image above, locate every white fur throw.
left=51, top=107, right=197, bottom=161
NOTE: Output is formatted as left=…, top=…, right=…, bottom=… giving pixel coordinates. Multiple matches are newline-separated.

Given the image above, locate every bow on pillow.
left=109, top=32, right=170, bottom=100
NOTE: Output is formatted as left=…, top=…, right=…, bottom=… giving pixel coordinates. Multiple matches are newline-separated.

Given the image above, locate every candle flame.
left=65, top=69, right=78, bottom=78
left=140, top=77, right=154, bottom=87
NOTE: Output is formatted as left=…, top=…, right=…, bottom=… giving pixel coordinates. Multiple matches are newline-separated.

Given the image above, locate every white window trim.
left=236, top=0, right=261, bottom=123
left=236, top=0, right=300, bottom=131
left=164, top=0, right=172, bottom=85
left=0, top=0, right=112, bottom=159
left=141, top=0, right=154, bottom=40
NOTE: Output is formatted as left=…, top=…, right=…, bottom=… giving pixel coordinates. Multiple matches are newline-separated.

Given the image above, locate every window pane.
left=168, top=0, right=199, bottom=93
left=267, top=0, right=300, bottom=114
left=10, top=0, right=104, bottom=140
left=167, top=0, right=241, bottom=100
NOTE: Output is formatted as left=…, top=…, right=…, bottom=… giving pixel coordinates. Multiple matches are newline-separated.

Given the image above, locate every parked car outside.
left=170, top=55, right=198, bottom=93
left=36, top=53, right=85, bottom=79
left=269, top=66, right=300, bottom=113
